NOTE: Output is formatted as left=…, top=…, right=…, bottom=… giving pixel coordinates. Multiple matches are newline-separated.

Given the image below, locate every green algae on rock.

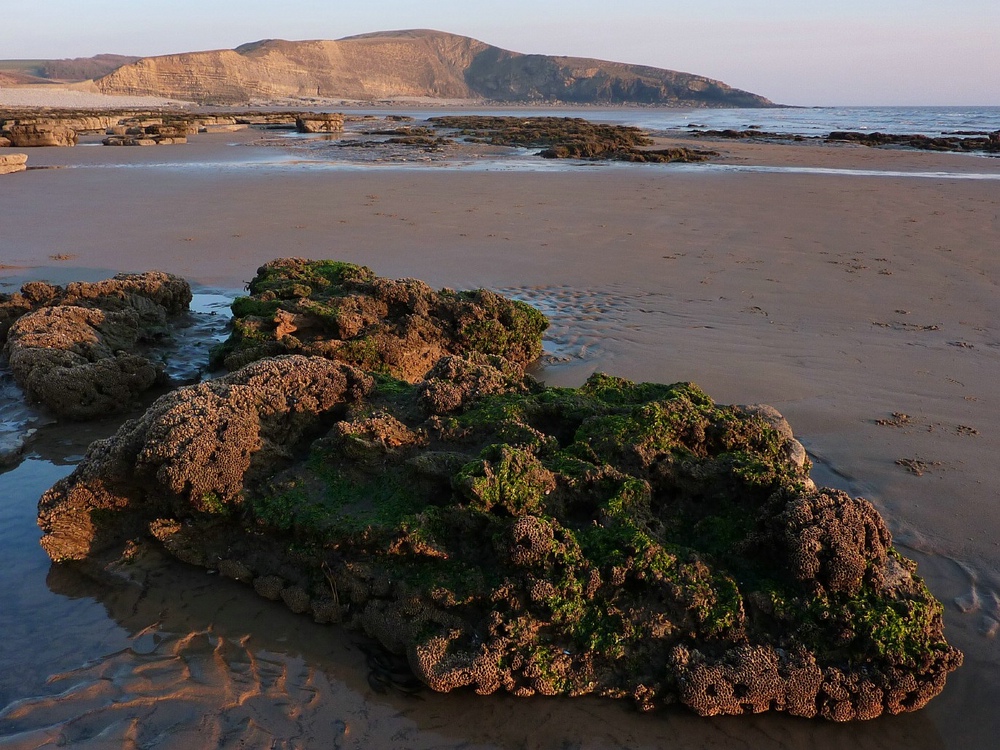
left=38, top=344, right=962, bottom=720
left=212, top=258, right=548, bottom=381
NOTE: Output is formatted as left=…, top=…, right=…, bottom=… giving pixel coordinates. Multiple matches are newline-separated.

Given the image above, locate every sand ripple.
left=0, top=628, right=357, bottom=749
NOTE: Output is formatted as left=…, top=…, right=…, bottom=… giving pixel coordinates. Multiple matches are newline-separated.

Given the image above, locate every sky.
left=3, top=0, right=998, bottom=106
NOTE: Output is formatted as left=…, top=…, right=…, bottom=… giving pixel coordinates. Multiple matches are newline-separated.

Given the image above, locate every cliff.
left=94, top=29, right=774, bottom=107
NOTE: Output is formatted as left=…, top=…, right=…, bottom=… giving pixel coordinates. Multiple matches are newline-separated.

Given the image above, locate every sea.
left=334, top=104, right=1000, bottom=139
left=608, top=105, right=1000, bottom=138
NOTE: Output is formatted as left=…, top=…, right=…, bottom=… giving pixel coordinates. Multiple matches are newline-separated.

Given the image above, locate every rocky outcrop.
left=38, top=290, right=961, bottom=721
left=827, top=130, right=1000, bottom=154
left=1, top=272, right=192, bottom=419
left=428, top=116, right=717, bottom=163
left=212, top=258, right=548, bottom=380
left=1, top=122, right=77, bottom=147
left=295, top=113, right=345, bottom=133
left=93, top=29, right=774, bottom=107
left=0, top=153, right=27, bottom=174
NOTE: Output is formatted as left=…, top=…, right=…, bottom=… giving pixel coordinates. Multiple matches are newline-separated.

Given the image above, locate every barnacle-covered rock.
left=211, top=258, right=548, bottom=380
left=38, top=355, right=373, bottom=561
left=38, top=287, right=960, bottom=721
left=1, top=271, right=192, bottom=419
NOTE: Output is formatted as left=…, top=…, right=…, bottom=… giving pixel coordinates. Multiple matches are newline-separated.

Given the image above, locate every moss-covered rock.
left=212, top=258, right=548, bottom=380
left=38, top=344, right=961, bottom=719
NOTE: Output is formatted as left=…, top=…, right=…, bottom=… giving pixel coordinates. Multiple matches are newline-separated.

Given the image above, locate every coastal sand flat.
left=1, top=132, right=999, bottom=748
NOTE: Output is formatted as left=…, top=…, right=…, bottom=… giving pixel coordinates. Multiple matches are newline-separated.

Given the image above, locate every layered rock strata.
left=1, top=122, right=77, bottom=147
left=0, top=153, right=28, bottom=174
left=295, top=113, right=345, bottom=133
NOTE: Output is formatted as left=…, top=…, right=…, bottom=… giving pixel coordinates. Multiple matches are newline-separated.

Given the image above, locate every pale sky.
left=3, top=0, right=998, bottom=106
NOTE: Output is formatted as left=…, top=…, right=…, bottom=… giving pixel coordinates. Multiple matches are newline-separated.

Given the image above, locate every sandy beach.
left=1, top=125, right=999, bottom=748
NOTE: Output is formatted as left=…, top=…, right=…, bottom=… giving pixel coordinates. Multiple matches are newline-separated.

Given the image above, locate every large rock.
left=0, top=153, right=27, bottom=174
left=2, top=122, right=78, bottom=147
left=1, top=271, right=192, bottom=419
left=38, top=344, right=962, bottom=720
left=39, top=355, right=373, bottom=558
left=213, top=258, right=548, bottom=380
left=295, top=113, right=344, bottom=133
left=6, top=306, right=166, bottom=420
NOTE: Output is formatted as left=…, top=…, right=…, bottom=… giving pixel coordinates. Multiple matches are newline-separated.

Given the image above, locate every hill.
left=93, top=29, right=773, bottom=107
left=0, top=55, right=139, bottom=84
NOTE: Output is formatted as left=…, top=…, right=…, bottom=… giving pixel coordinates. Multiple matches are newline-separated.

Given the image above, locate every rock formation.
left=430, top=116, right=718, bottom=163
left=689, top=128, right=1000, bottom=155
left=211, top=258, right=548, bottom=379
left=827, top=130, right=1000, bottom=154
left=1, top=121, right=77, bottom=147
left=296, top=113, right=345, bottom=133
left=93, top=29, right=774, bottom=107
left=1, top=272, right=192, bottom=419
left=0, top=153, right=27, bottom=174
left=37, top=264, right=961, bottom=720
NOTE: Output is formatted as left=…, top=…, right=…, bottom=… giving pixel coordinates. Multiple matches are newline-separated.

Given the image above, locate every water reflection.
left=0, top=539, right=949, bottom=749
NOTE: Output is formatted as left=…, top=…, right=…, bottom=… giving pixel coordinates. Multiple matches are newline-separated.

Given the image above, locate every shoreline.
left=2, top=128, right=999, bottom=747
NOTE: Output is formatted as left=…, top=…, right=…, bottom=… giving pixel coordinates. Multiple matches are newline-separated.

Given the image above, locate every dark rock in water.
left=827, top=131, right=1000, bottom=154
left=1, top=271, right=192, bottom=419
left=690, top=129, right=810, bottom=143
left=212, top=258, right=548, bottom=380
left=0, top=153, right=28, bottom=174
left=1, top=122, right=78, bottom=147
left=430, top=116, right=718, bottom=163
left=38, top=290, right=962, bottom=724
left=295, top=113, right=345, bottom=133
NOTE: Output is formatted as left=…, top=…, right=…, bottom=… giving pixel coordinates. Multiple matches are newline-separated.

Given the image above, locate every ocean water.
left=336, top=105, right=1000, bottom=139
left=590, top=105, right=1000, bottom=138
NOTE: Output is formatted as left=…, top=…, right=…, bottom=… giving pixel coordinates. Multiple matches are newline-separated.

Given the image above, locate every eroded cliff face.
left=95, top=31, right=489, bottom=103
left=94, top=29, right=774, bottom=106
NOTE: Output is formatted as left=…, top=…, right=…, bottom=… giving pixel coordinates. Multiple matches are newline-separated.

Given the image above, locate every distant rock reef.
left=35, top=259, right=962, bottom=721
left=92, top=29, right=774, bottom=107
left=0, top=111, right=340, bottom=147
left=691, top=127, right=1000, bottom=155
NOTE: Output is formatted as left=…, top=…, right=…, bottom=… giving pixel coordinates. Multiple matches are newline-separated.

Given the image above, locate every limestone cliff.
left=94, top=29, right=773, bottom=107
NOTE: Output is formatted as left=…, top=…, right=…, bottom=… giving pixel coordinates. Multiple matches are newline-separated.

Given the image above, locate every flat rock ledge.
left=2, top=271, right=192, bottom=419
left=0, top=153, right=27, bottom=174
left=37, top=278, right=962, bottom=722
left=296, top=113, right=345, bottom=133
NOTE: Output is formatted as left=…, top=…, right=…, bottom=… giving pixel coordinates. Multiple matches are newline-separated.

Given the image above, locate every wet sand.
left=1, top=131, right=999, bottom=748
